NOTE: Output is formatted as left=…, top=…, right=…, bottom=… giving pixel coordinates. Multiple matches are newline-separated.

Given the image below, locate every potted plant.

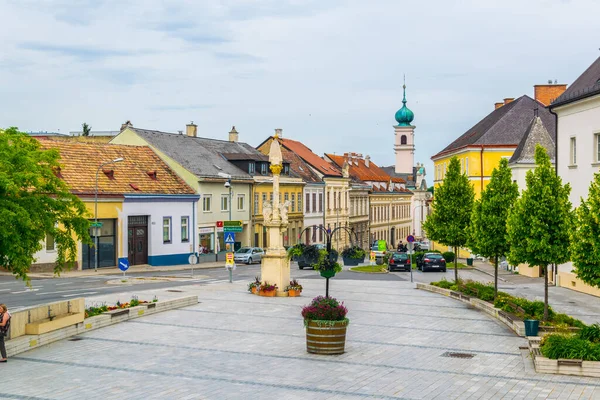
left=341, top=246, right=366, bottom=266
left=258, top=281, right=278, bottom=297
left=248, top=276, right=261, bottom=294
left=313, top=249, right=342, bottom=278
left=302, top=295, right=349, bottom=354
left=285, top=279, right=303, bottom=297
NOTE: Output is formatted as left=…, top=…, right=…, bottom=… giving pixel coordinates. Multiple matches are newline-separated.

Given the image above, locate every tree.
left=0, top=127, right=91, bottom=282
left=468, top=158, right=519, bottom=300
left=423, top=157, right=474, bottom=282
left=570, top=172, right=600, bottom=288
left=82, top=122, right=91, bottom=136
left=507, top=145, right=572, bottom=321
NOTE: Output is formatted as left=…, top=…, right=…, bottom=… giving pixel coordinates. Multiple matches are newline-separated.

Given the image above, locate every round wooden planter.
left=259, top=290, right=276, bottom=297
left=288, top=289, right=301, bottom=297
left=305, top=320, right=348, bottom=355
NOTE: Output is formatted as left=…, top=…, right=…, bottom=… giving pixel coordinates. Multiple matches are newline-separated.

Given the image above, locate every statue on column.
left=263, top=201, right=273, bottom=223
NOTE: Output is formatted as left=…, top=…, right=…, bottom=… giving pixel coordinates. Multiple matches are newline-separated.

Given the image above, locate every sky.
left=1, top=0, right=599, bottom=177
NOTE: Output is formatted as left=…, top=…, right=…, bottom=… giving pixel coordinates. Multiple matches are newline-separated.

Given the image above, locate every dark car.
left=388, top=252, right=411, bottom=272
left=417, top=253, right=446, bottom=272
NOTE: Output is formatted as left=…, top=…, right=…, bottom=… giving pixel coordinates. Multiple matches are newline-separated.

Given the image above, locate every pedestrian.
left=0, top=304, right=11, bottom=363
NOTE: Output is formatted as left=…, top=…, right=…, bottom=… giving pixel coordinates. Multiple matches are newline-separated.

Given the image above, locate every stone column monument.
left=260, top=131, right=290, bottom=296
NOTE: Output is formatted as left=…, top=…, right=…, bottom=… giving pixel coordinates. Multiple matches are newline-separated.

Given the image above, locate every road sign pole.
left=229, top=267, right=233, bottom=283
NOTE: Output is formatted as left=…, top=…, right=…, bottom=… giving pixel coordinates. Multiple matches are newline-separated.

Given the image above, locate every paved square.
left=2, top=279, right=599, bottom=399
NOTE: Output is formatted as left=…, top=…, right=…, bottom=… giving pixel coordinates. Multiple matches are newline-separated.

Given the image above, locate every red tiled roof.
left=278, top=138, right=342, bottom=177
left=327, top=154, right=406, bottom=184
left=38, top=140, right=196, bottom=196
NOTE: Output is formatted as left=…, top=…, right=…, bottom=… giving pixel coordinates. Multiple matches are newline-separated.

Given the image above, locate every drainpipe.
left=548, top=105, right=559, bottom=286
left=480, top=145, right=484, bottom=193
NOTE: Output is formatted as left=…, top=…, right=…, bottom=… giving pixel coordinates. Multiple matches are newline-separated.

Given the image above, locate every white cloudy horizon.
left=1, top=0, right=599, bottom=175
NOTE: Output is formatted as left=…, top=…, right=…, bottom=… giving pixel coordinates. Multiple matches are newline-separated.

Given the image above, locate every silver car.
left=234, top=247, right=264, bottom=264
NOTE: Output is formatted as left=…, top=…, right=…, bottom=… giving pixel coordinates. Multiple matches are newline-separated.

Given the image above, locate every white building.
left=551, top=55, right=600, bottom=297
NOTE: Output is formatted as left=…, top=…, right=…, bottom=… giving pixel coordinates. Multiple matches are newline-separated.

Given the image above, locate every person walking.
left=0, top=304, right=11, bottom=362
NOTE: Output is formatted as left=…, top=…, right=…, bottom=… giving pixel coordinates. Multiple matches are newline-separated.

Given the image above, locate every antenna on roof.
left=547, top=79, right=552, bottom=84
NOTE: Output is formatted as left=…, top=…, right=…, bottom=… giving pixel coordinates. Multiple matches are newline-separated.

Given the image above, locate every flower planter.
left=251, top=286, right=258, bottom=295
left=305, top=320, right=348, bottom=355
left=342, top=256, right=364, bottom=266
left=259, top=290, right=276, bottom=297
left=288, top=289, right=301, bottom=297
left=319, top=269, right=336, bottom=279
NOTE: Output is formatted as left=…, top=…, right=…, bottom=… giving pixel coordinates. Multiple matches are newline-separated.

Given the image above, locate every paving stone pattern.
left=1, top=280, right=599, bottom=399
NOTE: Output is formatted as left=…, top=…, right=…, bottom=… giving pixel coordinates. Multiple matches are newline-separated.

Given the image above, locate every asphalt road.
left=0, top=263, right=491, bottom=310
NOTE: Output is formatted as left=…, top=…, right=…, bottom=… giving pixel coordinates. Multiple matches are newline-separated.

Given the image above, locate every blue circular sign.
left=118, top=257, right=130, bottom=272
left=406, top=235, right=415, bottom=243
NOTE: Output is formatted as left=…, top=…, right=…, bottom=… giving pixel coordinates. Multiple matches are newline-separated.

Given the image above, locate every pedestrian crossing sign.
left=225, top=232, right=235, bottom=244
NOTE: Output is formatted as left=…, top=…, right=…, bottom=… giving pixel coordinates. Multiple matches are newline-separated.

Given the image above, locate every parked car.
left=416, top=252, right=446, bottom=272
left=234, top=247, right=264, bottom=264
left=388, top=252, right=412, bottom=272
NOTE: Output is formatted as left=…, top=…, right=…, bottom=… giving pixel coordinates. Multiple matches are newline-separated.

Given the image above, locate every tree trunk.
left=494, top=256, right=498, bottom=301
left=454, top=246, right=458, bottom=283
left=543, top=265, right=549, bottom=321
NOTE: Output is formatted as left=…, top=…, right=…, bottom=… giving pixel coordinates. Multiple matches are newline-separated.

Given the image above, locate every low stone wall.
left=528, top=337, right=600, bottom=378
left=9, top=298, right=85, bottom=339
left=416, top=283, right=525, bottom=336
left=5, top=296, right=198, bottom=357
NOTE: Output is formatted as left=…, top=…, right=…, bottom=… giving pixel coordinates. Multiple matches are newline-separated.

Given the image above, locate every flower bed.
left=84, top=296, right=158, bottom=318
left=430, top=279, right=585, bottom=328
left=540, top=324, right=600, bottom=361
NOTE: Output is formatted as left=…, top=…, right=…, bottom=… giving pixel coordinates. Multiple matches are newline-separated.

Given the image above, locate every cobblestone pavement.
left=2, top=279, right=599, bottom=400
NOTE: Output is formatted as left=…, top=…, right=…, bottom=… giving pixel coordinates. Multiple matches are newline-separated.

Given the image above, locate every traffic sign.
left=226, top=252, right=234, bottom=266
left=223, top=226, right=242, bottom=232
left=90, top=222, right=103, bottom=228
left=223, top=220, right=242, bottom=227
left=369, top=251, right=376, bottom=263
left=216, top=221, right=224, bottom=228
left=118, top=257, right=130, bottom=272
left=188, top=254, right=198, bottom=265
left=224, top=232, right=236, bottom=244
left=406, top=235, right=415, bottom=243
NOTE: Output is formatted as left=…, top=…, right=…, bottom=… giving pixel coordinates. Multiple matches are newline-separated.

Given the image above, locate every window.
left=333, top=191, right=337, bottom=209
left=570, top=137, right=577, bottom=165
left=465, top=158, right=469, bottom=175
left=45, top=233, right=55, bottom=251
left=269, top=192, right=273, bottom=202
left=312, top=193, right=317, bottom=212
left=298, top=193, right=302, bottom=212
left=202, top=195, right=212, bottom=212
left=595, top=133, right=600, bottom=163
left=319, top=193, right=323, bottom=212
left=237, top=194, right=245, bottom=210
left=291, top=193, right=295, bottom=212
left=261, top=163, right=268, bottom=175
left=327, top=192, right=330, bottom=210
left=306, top=193, right=310, bottom=213
left=249, top=162, right=255, bottom=174
left=163, top=217, right=172, bottom=243
left=254, top=193, right=259, bottom=214
left=181, top=216, right=189, bottom=242
left=338, top=192, right=341, bottom=209
left=221, top=195, right=229, bottom=212
left=262, top=192, right=267, bottom=207
left=283, top=164, right=289, bottom=175
left=284, top=193, right=289, bottom=207
left=401, top=135, right=407, bottom=145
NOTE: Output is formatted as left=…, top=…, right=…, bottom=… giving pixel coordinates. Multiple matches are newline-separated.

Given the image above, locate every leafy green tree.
left=507, top=145, right=572, bottom=321
left=468, top=158, right=519, bottom=300
left=82, top=122, right=91, bottom=136
left=570, top=173, right=600, bottom=288
left=0, top=127, right=91, bottom=282
left=423, top=157, right=475, bottom=282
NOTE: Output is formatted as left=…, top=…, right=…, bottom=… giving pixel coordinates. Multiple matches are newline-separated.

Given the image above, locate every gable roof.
left=127, top=128, right=254, bottom=181
left=274, top=137, right=342, bottom=177
left=326, top=154, right=405, bottom=184
left=552, top=56, right=600, bottom=107
left=280, top=147, right=322, bottom=183
left=38, top=140, right=196, bottom=196
left=432, top=95, right=556, bottom=160
left=508, top=116, right=555, bottom=165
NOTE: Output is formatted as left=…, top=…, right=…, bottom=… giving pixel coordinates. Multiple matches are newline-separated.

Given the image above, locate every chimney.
left=365, top=155, right=370, bottom=168
left=120, top=120, right=133, bottom=131
left=274, top=128, right=283, bottom=138
left=494, top=102, right=504, bottom=110
left=186, top=121, right=197, bottom=137
left=503, top=98, right=515, bottom=105
left=534, top=82, right=567, bottom=106
left=228, top=126, right=238, bottom=142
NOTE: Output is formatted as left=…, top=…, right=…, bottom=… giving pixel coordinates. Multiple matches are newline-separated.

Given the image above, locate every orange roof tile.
left=327, top=154, right=406, bottom=184
left=38, top=140, right=195, bottom=196
left=278, top=138, right=342, bottom=177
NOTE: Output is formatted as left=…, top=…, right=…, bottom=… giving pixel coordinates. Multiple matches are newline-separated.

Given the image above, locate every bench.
left=507, top=302, right=526, bottom=315
left=558, top=359, right=583, bottom=367
left=458, top=284, right=478, bottom=298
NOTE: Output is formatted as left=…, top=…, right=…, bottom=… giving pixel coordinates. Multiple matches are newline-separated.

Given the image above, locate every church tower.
left=394, top=83, right=415, bottom=174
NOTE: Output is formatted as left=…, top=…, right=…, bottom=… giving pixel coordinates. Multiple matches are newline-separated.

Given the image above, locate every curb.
left=473, top=267, right=509, bottom=283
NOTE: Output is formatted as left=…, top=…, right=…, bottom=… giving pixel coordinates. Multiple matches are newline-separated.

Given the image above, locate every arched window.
left=401, top=135, right=407, bottom=145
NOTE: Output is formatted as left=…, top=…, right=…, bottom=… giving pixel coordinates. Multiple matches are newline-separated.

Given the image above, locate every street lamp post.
left=94, top=157, right=124, bottom=272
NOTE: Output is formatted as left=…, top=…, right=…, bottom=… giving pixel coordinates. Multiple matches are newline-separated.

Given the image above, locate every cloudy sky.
left=1, top=0, right=599, bottom=175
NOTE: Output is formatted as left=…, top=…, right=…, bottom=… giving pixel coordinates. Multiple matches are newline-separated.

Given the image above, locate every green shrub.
left=540, top=334, right=600, bottom=361
left=552, top=313, right=586, bottom=329
left=579, top=323, right=600, bottom=343
left=442, top=251, right=455, bottom=263
left=431, top=279, right=453, bottom=289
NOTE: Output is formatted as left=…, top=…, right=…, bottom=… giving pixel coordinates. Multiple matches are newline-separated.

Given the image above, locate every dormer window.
left=147, top=171, right=157, bottom=180
left=283, top=164, right=289, bottom=175
left=249, top=162, right=255, bottom=174
left=53, top=166, right=63, bottom=179
left=103, top=169, right=115, bottom=179
left=261, top=163, right=268, bottom=175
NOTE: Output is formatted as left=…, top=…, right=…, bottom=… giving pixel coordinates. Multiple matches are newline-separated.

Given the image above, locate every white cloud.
left=1, top=0, right=599, bottom=175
